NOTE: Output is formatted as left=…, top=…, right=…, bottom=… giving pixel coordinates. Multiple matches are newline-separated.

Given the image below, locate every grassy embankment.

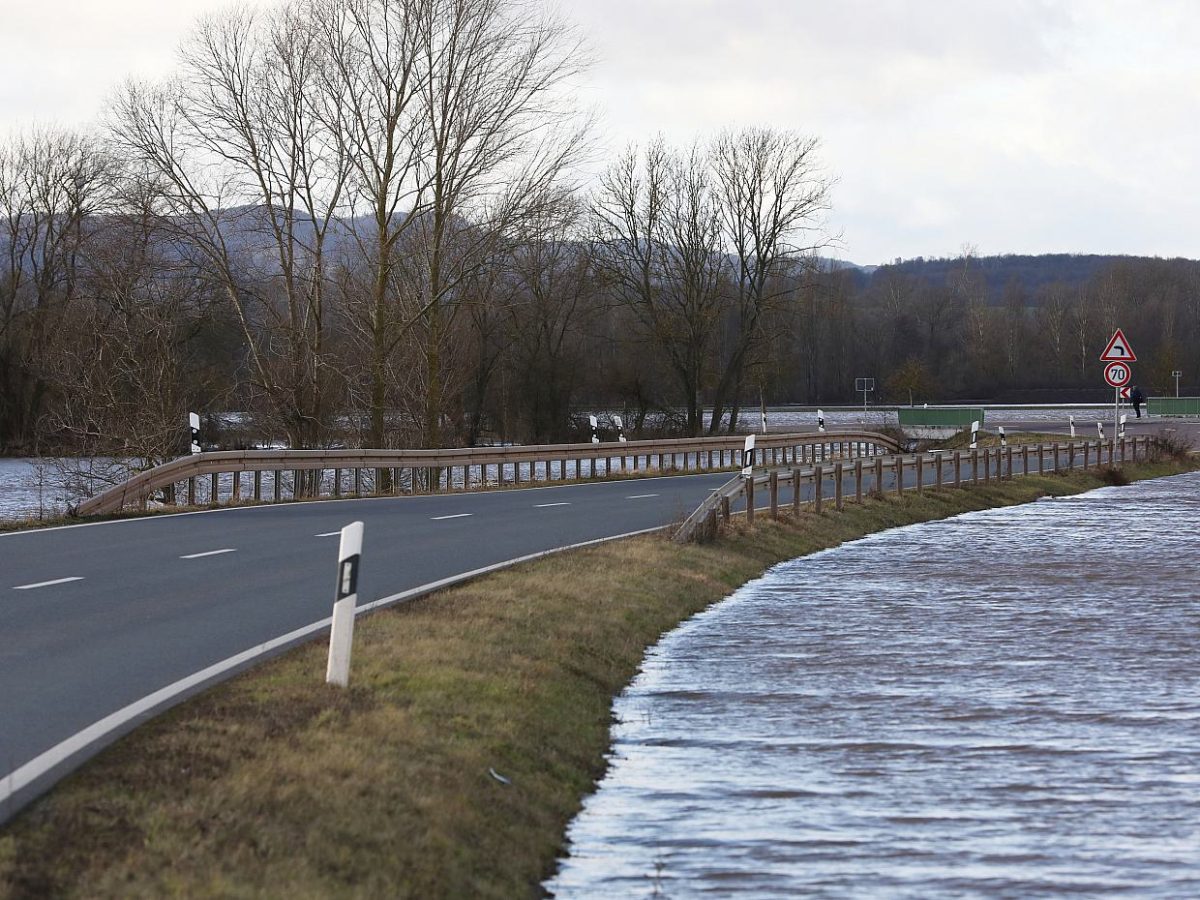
left=1, top=452, right=1195, bottom=899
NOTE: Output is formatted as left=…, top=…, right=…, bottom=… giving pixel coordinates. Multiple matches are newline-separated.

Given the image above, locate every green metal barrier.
left=897, top=408, right=986, bottom=428
left=1146, top=397, right=1200, bottom=417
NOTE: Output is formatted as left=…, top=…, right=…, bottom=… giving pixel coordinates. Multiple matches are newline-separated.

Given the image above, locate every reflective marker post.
left=326, top=521, right=364, bottom=687
left=741, top=433, right=756, bottom=477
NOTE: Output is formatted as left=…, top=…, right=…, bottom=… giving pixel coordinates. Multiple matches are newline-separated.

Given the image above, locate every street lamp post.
left=1172, top=370, right=1182, bottom=398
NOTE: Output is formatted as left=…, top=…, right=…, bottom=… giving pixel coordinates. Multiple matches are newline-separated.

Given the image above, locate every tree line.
left=2, top=0, right=1195, bottom=466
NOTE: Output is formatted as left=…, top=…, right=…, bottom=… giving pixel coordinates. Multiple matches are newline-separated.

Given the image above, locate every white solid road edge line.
left=180, top=548, right=237, bottom=559
left=0, top=524, right=666, bottom=811
left=12, top=577, right=84, bottom=591
left=0, top=617, right=332, bottom=806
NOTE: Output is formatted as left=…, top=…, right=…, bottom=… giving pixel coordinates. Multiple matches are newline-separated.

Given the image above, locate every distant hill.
left=863, top=253, right=1197, bottom=297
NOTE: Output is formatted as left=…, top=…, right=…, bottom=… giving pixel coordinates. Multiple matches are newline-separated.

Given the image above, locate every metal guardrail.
left=76, top=430, right=903, bottom=517
left=675, top=436, right=1152, bottom=543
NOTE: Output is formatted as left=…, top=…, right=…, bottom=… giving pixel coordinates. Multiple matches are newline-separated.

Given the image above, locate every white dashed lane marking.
left=315, top=531, right=342, bottom=537
left=534, top=502, right=571, bottom=508
left=12, top=577, right=84, bottom=591
left=180, top=548, right=237, bottom=560
left=430, top=513, right=473, bottom=521
left=626, top=493, right=659, bottom=499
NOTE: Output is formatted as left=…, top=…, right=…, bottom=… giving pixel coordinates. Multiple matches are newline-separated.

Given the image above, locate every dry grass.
left=1, top=459, right=1195, bottom=898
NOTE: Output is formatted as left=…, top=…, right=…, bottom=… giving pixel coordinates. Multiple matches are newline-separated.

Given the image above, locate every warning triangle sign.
left=1100, top=328, right=1136, bottom=362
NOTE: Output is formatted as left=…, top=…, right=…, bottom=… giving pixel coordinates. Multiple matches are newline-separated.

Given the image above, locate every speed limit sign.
left=1104, top=361, right=1131, bottom=387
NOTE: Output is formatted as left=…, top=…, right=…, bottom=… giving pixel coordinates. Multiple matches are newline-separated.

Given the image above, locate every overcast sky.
left=1, top=0, right=1195, bottom=265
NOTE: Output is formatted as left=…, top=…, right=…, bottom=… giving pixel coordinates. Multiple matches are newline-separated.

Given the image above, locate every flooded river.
left=548, top=473, right=1200, bottom=898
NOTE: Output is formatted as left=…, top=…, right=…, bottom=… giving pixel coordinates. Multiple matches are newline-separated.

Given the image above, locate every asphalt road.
left=0, top=434, right=1161, bottom=821
left=1, top=471, right=742, bottom=821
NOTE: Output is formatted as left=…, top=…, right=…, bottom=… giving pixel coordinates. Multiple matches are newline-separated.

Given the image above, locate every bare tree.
left=405, top=0, right=591, bottom=446
left=591, top=140, right=727, bottom=435
left=708, top=127, right=833, bottom=433
left=499, top=189, right=595, bottom=442
left=110, top=1, right=352, bottom=450
left=0, top=128, right=114, bottom=451
left=315, top=0, right=431, bottom=450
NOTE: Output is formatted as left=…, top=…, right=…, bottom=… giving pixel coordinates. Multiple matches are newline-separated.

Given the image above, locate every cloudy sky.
left=1, top=0, right=1196, bottom=265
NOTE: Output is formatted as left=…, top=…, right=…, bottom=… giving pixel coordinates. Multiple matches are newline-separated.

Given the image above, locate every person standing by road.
left=1131, top=385, right=1145, bottom=419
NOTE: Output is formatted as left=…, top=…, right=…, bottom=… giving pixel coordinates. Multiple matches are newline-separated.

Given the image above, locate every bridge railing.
left=675, top=436, right=1151, bottom=542
left=75, top=430, right=902, bottom=517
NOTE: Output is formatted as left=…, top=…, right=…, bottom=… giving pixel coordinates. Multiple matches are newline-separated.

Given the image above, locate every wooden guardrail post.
left=745, top=475, right=755, bottom=525
left=874, top=456, right=884, bottom=495
left=1006, top=446, right=1013, bottom=479
left=894, top=456, right=904, bottom=497
left=813, top=465, right=823, bottom=513
left=916, top=455, right=924, bottom=493
left=971, top=450, right=979, bottom=485
left=982, top=449, right=990, bottom=483
left=721, top=495, right=731, bottom=523
left=953, top=451, right=962, bottom=485
left=834, top=462, right=844, bottom=510
left=792, top=468, right=803, bottom=515
left=935, top=453, right=943, bottom=489
left=769, top=471, right=779, bottom=520
left=855, top=459, right=863, bottom=502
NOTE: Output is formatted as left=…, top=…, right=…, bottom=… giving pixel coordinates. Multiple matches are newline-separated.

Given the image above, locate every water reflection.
left=549, top=473, right=1200, bottom=898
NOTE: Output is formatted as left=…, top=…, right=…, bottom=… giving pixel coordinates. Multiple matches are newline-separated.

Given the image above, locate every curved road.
left=1, top=471, right=742, bottom=822
left=0, top=436, right=1123, bottom=822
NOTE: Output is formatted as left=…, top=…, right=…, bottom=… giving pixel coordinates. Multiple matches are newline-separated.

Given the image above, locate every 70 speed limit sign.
left=1104, top=361, right=1131, bottom=387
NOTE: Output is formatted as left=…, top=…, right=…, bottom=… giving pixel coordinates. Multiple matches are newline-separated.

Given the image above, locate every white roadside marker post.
left=189, top=412, right=201, bottom=455
left=817, top=409, right=825, bottom=433
left=1069, top=415, right=1076, bottom=439
left=999, top=426, right=1007, bottom=448
left=742, top=433, right=756, bottom=476
left=614, top=414, right=627, bottom=442
left=326, top=521, right=364, bottom=688
left=969, top=420, right=980, bottom=450
left=1119, top=413, right=1127, bottom=441
left=590, top=415, right=599, bottom=444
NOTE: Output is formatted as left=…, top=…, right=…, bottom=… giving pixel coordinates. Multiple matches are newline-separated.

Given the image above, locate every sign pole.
left=1113, top=385, right=1119, bottom=458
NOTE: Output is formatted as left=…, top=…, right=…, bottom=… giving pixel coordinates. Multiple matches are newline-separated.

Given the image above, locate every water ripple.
left=548, top=472, right=1200, bottom=898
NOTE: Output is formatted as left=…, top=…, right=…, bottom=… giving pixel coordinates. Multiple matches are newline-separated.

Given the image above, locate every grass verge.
left=1, top=458, right=1195, bottom=898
